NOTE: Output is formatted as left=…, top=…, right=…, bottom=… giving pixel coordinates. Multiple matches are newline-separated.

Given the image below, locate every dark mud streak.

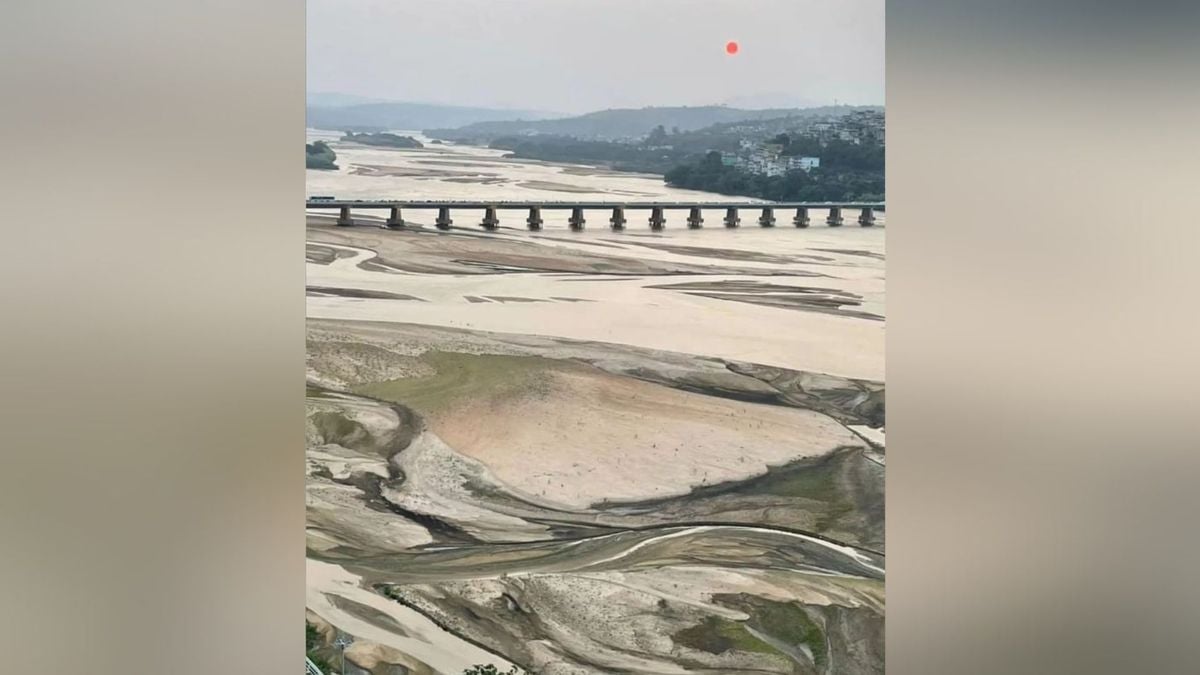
left=683, top=291, right=884, bottom=321
left=620, top=240, right=838, bottom=265
left=357, top=260, right=407, bottom=274
left=343, top=472, right=480, bottom=546
left=383, top=485, right=884, bottom=557
left=307, top=385, right=482, bottom=547
left=529, top=235, right=630, bottom=249
left=643, top=280, right=879, bottom=320
left=374, top=586, right=526, bottom=673
left=812, top=248, right=886, bottom=261
left=724, top=362, right=884, bottom=429
left=586, top=358, right=883, bottom=429
left=563, top=520, right=883, bottom=560
left=379, top=582, right=795, bottom=675
left=379, top=573, right=852, bottom=675
left=326, top=594, right=412, bottom=638
left=608, top=366, right=784, bottom=406
left=590, top=449, right=885, bottom=557
left=484, top=296, right=550, bottom=303
left=307, top=244, right=358, bottom=265
left=306, top=286, right=427, bottom=301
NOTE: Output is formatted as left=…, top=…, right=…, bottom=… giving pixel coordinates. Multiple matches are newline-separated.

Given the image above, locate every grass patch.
left=309, top=411, right=368, bottom=447
left=305, top=622, right=334, bottom=673
left=713, top=594, right=828, bottom=668
left=672, top=616, right=780, bottom=657
left=753, top=451, right=845, bottom=501
left=351, top=351, right=557, bottom=415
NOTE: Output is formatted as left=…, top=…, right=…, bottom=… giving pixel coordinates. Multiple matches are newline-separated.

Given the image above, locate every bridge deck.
left=306, top=200, right=884, bottom=210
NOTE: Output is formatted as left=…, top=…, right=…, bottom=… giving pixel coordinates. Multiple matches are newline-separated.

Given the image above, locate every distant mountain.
left=306, top=100, right=562, bottom=133
left=306, top=92, right=389, bottom=108
left=722, top=93, right=831, bottom=109
left=426, top=105, right=879, bottom=142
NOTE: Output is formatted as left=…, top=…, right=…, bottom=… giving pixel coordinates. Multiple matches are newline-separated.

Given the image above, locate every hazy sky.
left=307, top=0, right=884, bottom=114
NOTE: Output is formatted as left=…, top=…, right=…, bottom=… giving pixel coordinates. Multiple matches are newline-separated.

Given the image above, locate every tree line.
left=664, top=148, right=884, bottom=202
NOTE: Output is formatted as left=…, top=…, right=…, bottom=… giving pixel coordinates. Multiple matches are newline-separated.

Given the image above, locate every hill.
left=426, top=105, right=877, bottom=142
left=306, top=92, right=388, bottom=107
left=306, top=101, right=561, bottom=133
left=341, top=131, right=424, bottom=148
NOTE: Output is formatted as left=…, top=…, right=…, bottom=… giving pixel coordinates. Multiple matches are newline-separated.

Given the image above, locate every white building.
left=787, top=156, right=820, bottom=172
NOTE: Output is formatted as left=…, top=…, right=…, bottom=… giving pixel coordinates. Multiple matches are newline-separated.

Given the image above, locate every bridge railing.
left=305, top=200, right=883, bottom=230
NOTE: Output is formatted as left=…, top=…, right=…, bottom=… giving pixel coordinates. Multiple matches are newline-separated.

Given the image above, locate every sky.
left=307, top=0, right=884, bottom=114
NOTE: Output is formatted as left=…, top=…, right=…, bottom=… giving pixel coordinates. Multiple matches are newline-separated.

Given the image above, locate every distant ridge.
left=306, top=98, right=562, bottom=133
left=306, top=92, right=389, bottom=107
left=426, top=105, right=881, bottom=142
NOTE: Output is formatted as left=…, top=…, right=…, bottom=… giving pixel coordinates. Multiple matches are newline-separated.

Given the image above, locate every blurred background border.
left=1, top=1, right=1198, bottom=673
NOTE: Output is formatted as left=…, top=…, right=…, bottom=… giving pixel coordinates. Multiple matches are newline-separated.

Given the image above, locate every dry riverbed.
left=304, top=152, right=884, bottom=673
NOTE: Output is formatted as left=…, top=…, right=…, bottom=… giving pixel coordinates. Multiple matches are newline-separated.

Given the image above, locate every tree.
left=305, top=622, right=333, bottom=674
left=305, top=141, right=338, bottom=170
left=645, top=124, right=668, bottom=146
left=463, top=666, right=522, bottom=675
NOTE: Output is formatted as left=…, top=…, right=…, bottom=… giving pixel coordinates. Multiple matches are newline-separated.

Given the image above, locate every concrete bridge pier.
left=569, top=207, right=586, bottom=231
left=385, top=206, right=404, bottom=229
left=758, top=207, right=776, bottom=227
left=793, top=207, right=810, bottom=228
left=481, top=206, right=500, bottom=230
left=687, top=207, right=704, bottom=229
left=649, top=206, right=665, bottom=231
left=526, top=207, right=543, bottom=231
left=826, top=206, right=844, bottom=227
left=337, top=206, right=353, bottom=227
left=610, top=206, right=626, bottom=231
left=724, top=207, right=740, bottom=228
left=436, top=206, right=453, bottom=230
left=858, top=207, right=876, bottom=226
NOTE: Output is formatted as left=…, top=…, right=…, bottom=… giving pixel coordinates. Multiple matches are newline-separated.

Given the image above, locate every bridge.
left=306, top=199, right=885, bottom=231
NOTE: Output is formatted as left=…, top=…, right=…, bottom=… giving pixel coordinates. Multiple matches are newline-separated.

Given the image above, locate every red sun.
left=725, top=41, right=739, bottom=55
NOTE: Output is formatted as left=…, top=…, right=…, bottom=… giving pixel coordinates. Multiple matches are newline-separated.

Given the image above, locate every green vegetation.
left=665, top=147, right=883, bottom=202
left=714, top=595, right=830, bottom=669
left=479, top=114, right=883, bottom=201
left=305, top=622, right=334, bottom=673
left=462, top=666, right=522, bottom=675
left=306, top=140, right=338, bottom=170
left=309, top=410, right=370, bottom=450
left=341, top=131, right=424, bottom=148
left=673, top=616, right=780, bottom=656
left=351, top=351, right=555, bottom=415
left=672, top=598, right=830, bottom=668
left=744, top=598, right=828, bottom=668
left=489, top=134, right=686, bottom=173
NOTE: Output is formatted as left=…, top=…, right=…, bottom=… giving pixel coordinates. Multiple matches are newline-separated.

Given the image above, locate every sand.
left=304, top=131, right=886, bottom=674
left=307, top=559, right=516, bottom=673
left=379, top=357, right=866, bottom=508
left=305, top=225, right=884, bottom=380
